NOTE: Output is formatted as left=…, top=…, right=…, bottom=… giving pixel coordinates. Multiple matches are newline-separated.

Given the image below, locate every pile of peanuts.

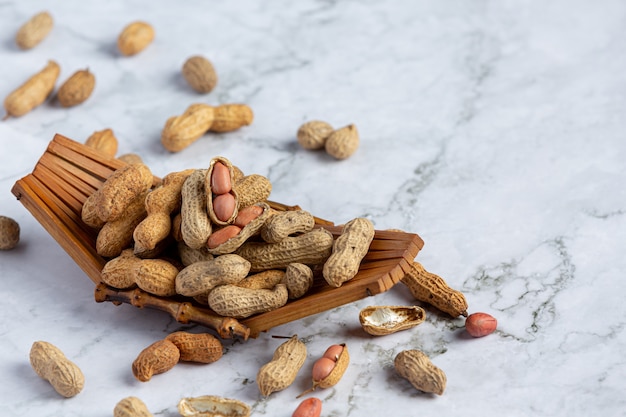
left=83, top=155, right=375, bottom=320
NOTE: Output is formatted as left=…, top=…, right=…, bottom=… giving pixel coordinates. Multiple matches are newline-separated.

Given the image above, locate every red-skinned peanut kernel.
left=207, top=225, right=242, bottom=248
left=311, top=357, right=335, bottom=382
left=212, top=193, right=236, bottom=222
left=211, top=162, right=231, bottom=194
left=465, top=312, right=497, bottom=337
left=322, top=344, right=343, bottom=361
left=292, top=397, right=322, bottom=417
left=234, top=205, right=263, bottom=228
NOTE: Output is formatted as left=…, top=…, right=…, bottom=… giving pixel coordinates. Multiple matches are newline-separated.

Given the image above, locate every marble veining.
left=1, top=1, right=625, bottom=416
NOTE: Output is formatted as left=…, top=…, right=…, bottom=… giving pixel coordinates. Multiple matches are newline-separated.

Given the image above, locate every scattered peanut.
left=209, top=103, right=254, bottom=133
left=298, top=343, right=349, bottom=398
left=394, top=349, right=446, bottom=395
left=165, top=331, right=223, bottom=364
left=3, top=60, right=60, bottom=118
left=465, top=312, right=497, bottom=337
left=114, top=397, right=154, bottom=417
left=359, top=305, right=426, bottom=336
left=323, top=217, right=374, bottom=287
left=207, top=283, right=288, bottom=318
left=236, top=228, right=334, bottom=272
left=117, top=21, right=154, bottom=56
left=0, top=215, right=20, bottom=250
left=161, top=104, right=215, bottom=152
left=257, top=335, right=307, bottom=396
left=15, top=11, right=53, bottom=50
left=118, top=153, right=144, bottom=165
left=401, top=261, right=468, bottom=317
left=29, top=341, right=84, bottom=397
left=297, top=120, right=334, bottom=150
left=85, top=128, right=118, bottom=157
left=178, top=396, right=251, bottom=417
left=57, top=69, right=95, bottom=107
left=292, top=397, right=322, bottom=417
left=132, top=339, right=180, bottom=382
left=182, top=55, right=218, bottom=94
left=325, top=124, right=359, bottom=160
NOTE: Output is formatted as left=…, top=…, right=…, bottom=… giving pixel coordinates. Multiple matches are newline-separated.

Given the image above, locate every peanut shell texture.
left=183, top=55, right=218, bottom=93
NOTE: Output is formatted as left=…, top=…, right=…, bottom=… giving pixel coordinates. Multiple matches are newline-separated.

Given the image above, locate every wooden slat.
left=38, top=152, right=102, bottom=196
left=12, top=176, right=104, bottom=284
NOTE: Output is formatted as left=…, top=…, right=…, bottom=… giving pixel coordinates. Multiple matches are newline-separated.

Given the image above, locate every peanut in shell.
left=57, top=69, right=95, bottom=107
left=85, top=128, right=118, bottom=157
left=394, top=349, right=446, bottom=395
left=16, top=11, right=53, bottom=50
left=4, top=60, right=60, bottom=118
left=161, top=104, right=215, bottom=152
left=297, top=120, right=334, bottom=150
left=175, top=254, right=251, bottom=297
left=401, top=261, right=468, bottom=317
left=182, top=55, right=218, bottom=94
left=233, top=174, right=272, bottom=209
left=235, top=228, right=334, bottom=272
left=298, top=343, right=349, bottom=398
left=209, top=104, right=253, bottom=132
left=180, top=169, right=212, bottom=249
left=207, top=283, right=288, bottom=319
left=257, top=335, right=307, bottom=396
left=325, top=124, right=359, bottom=160
left=118, top=21, right=154, bottom=56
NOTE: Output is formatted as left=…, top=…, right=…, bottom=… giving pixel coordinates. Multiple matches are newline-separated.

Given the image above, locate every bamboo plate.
left=11, top=134, right=424, bottom=339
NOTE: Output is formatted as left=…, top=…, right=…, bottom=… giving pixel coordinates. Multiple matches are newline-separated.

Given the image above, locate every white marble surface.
left=1, top=1, right=625, bottom=416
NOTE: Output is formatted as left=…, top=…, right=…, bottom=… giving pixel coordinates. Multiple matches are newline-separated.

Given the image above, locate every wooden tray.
left=11, top=134, right=424, bottom=339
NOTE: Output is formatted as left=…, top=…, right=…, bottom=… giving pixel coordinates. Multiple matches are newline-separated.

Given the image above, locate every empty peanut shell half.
left=359, top=305, right=426, bottom=336
left=178, top=395, right=250, bottom=417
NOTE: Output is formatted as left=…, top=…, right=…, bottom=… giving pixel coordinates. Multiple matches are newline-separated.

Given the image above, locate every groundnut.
left=292, top=397, right=322, bottom=417
left=234, top=205, right=264, bottom=228
left=322, top=345, right=344, bottom=361
left=211, top=162, right=231, bottom=194
left=212, top=193, right=236, bottom=222
left=311, top=357, right=335, bottom=382
left=207, top=225, right=242, bottom=249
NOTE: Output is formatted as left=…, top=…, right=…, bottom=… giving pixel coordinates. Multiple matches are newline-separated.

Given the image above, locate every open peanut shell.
left=359, top=305, right=426, bottom=336
left=11, top=134, right=424, bottom=339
